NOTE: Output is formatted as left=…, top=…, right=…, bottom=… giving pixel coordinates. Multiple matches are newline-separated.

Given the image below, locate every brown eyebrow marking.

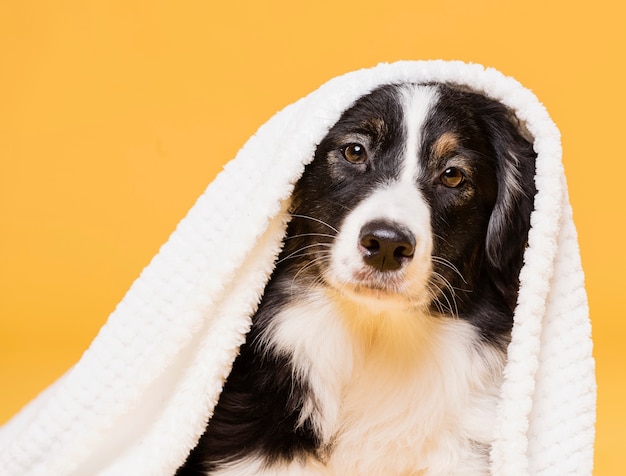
left=362, top=117, right=387, bottom=137
left=432, top=131, right=459, bottom=158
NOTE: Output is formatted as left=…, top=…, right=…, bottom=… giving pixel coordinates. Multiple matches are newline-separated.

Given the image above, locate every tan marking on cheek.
left=432, top=131, right=459, bottom=158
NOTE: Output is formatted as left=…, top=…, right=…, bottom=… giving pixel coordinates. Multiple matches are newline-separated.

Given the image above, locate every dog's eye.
left=440, top=167, right=465, bottom=188
left=341, top=143, right=368, bottom=164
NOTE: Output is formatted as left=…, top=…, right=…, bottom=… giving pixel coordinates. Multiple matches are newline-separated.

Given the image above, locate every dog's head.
left=282, top=83, right=535, bottom=329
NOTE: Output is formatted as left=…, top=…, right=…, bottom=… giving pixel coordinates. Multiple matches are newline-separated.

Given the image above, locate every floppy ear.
left=484, top=109, right=537, bottom=307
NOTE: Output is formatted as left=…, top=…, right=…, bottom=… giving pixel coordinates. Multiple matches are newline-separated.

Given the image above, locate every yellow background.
left=1, top=0, right=623, bottom=472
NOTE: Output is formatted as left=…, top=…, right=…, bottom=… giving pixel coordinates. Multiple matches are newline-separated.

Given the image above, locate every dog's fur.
left=177, top=83, right=536, bottom=475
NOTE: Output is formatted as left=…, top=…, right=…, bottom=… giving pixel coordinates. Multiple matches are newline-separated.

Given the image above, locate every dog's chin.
left=326, top=276, right=430, bottom=314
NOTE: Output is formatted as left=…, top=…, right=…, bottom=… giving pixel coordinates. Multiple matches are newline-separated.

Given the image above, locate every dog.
left=177, top=82, right=536, bottom=475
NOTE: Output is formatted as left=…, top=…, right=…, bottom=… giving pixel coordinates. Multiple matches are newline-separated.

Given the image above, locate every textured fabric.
left=0, top=61, right=596, bottom=475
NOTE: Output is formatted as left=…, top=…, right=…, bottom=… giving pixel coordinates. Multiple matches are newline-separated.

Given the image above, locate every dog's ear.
left=483, top=109, right=536, bottom=306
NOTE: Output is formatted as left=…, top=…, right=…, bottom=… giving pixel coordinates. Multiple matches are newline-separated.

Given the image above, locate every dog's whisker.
left=431, top=256, right=468, bottom=284
left=426, top=283, right=444, bottom=314
left=286, top=213, right=340, bottom=234
left=276, top=244, right=333, bottom=265
left=290, top=255, right=330, bottom=291
left=277, top=250, right=325, bottom=267
left=285, top=233, right=336, bottom=241
left=432, top=232, right=453, bottom=249
left=429, top=273, right=460, bottom=318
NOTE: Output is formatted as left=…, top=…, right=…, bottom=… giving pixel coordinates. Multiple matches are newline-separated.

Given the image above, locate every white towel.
left=0, top=60, right=596, bottom=476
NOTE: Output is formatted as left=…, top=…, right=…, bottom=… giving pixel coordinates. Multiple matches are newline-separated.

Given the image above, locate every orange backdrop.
left=1, top=1, right=623, bottom=473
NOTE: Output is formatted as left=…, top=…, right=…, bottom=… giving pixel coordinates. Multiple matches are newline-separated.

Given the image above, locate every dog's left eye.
left=440, top=167, right=465, bottom=188
left=341, top=143, right=368, bottom=164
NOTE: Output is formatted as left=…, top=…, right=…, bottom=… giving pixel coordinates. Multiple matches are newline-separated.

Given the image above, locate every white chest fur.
left=216, top=290, right=505, bottom=475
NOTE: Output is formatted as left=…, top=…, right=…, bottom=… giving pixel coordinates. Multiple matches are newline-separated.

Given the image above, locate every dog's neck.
left=259, top=286, right=505, bottom=474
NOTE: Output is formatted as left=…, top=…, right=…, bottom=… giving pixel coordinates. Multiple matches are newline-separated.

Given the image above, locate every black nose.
left=358, top=220, right=416, bottom=272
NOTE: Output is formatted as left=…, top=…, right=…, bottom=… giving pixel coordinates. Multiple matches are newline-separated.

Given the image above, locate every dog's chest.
left=268, top=296, right=504, bottom=475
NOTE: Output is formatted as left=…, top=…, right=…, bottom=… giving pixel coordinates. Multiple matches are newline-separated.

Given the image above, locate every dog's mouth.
left=348, top=284, right=409, bottom=306
left=351, top=268, right=406, bottom=293
left=327, top=268, right=432, bottom=311
left=350, top=280, right=402, bottom=298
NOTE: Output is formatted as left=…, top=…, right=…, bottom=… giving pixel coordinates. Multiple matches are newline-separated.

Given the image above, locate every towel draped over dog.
left=0, top=61, right=596, bottom=475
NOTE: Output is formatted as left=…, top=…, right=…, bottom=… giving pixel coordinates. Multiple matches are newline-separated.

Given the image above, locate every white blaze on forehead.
left=399, top=85, right=440, bottom=184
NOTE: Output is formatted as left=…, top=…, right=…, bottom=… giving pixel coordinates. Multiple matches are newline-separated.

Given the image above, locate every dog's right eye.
left=341, top=143, right=368, bottom=164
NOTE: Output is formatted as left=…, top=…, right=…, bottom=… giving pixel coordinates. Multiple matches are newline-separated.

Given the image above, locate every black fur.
left=177, top=83, right=536, bottom=475
left=422, top=86, right=536, bottom=340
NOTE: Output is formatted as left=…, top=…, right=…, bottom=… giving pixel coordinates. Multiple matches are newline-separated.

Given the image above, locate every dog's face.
left=282, top=83, right=535, bottom=329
